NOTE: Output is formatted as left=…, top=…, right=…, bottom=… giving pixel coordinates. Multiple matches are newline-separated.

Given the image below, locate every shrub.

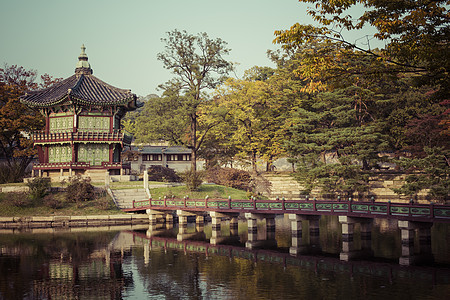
left=27, top=177, right=51, bottom=201
left=43, top=193, right=65, bottom=209
left=147, top=165, right=181, bottom=182
left=5, top=192, right=32, bottom=207
left=206, top=167, right=251, bottom=191
left=0, top=161, right=26, bottom=183
left=65, top=175, right=95, bottom=206
left=95, top=195, right=114, bottom=210
left=180, top=170, right=204, bottom=191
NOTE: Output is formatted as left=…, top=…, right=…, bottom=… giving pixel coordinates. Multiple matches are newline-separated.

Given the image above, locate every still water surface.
left=0, top=216, right=449, bottom=299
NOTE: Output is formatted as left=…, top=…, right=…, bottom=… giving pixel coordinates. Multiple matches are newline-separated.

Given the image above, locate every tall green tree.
left=153, top=29, right=233, bottom=171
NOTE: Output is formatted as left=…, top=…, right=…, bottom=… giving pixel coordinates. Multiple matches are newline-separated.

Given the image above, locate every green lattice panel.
left=208, top=201, right=218, bottom=208
left=48, top=145, right=72, bottom=163
left=390, top=206, right=410, bottom=215
left=49, top=116, right=73, bottom=132
left=135, top=200, right=150, bottom=208
left=186, top=201, right=196, bottom=207
left=434, top=208, right=450, bottom=218
left=151, top=240, right=165, bottom=247
left=299, top=203, right=314, bottom=210
left=332, top=203, right=348, bottom=210
left=165, top=201, right=177, bottom=207
left=285, top=203, right=299, bottom=210
left=269, top=202, right=283, bottom=209
left=195, top=201, right=206, bottom=207
left=232, top=250, right=254, bottom=260
left=208, top=248, right=220, bottom=254
left=256, top=202, right=269, bottom=209
left=218, top=201, right=229, bottom=208
left=78, top=116, right=110, bottom=132
left=410, top=207, right=431, bottom=215
left=257, top=254, right=283, bottom=263
left=168, top=242, right=184, bottom=250
left=286, top=257, right=301, bottom=267
left=220, top=248, right=231, bottom=255
left=242, top=202, right=254, bottom=209
left=352, top=204, right=369, bottom=212
left=369, top=205, right=387, bottom=213
left=150, top=200, right=164, bottom=206
left=231, top=202, right=243, bottom=208
left=186, top=245, right=206, bottom=252
left=316, top=203, right=332, bottom=210
left=78, top=144, right=109, bottom=166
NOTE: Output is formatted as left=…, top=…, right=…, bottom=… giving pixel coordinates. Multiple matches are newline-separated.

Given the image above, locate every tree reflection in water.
left=0, top=217, right=448, bottom=299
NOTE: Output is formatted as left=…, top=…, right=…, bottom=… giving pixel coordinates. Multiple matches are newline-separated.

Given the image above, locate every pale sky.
left=1, top=0, right=380, bottom=97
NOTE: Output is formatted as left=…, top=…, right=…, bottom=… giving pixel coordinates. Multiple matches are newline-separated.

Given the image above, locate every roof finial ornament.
left=75, top=43, right=93, bottom=76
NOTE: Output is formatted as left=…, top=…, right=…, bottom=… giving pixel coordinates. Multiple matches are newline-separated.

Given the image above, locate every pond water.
left=0, top=216, right=449, bottom=299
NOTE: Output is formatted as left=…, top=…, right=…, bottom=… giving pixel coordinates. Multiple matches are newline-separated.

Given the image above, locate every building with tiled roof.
left=20, top=45, right=138, bottom=181
left=127, top=145, right=194, bottom=173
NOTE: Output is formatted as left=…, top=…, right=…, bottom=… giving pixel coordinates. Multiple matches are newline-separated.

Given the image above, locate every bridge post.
left=244, top=213, right=277, bottom=249
left=398, top=220, right=416, bottom=265
left=418, top=225, right=433, bottom=261
left=146, top=209, right=164, bottom=226
left=143, top=239, right=150, bottom=265
left=339, top=216, right=372, bottom=261
left=266, top=216, right=276, bottom=240
left=288, top=214, right=303, bottom=237
left=398, top=220, right=434, bottom=265
left=245, top=213, right=258, bottom=249
left=196, top=215, right=204, bottom=227
left=230, top=217, right=239, bottom=236
left=289, top=214, right=305, bottom=255
left=360, top=220, right=374, bottom=256
left=166, top=214, right=174, bottom=225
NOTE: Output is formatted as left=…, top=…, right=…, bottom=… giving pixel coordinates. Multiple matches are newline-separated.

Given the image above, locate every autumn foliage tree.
left=0, top=64, right=61, bottom=183
left=213, top=77, right=286, bottom=172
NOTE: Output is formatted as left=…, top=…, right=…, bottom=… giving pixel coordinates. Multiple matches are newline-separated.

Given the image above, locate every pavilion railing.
left=32, top=130, right=131, bottom=144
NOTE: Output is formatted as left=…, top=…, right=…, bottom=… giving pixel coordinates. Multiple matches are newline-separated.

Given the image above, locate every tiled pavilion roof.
left=20, top=45, right=137, bottom=109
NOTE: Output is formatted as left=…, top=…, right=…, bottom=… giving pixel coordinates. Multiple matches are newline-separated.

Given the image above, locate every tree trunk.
left=251, top=150, right=257, bottom=173
left=191, top=114, right=197, bottom=172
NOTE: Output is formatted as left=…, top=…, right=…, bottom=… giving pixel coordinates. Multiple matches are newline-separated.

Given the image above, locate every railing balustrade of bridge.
left=128, top=197, right=450, bottom=223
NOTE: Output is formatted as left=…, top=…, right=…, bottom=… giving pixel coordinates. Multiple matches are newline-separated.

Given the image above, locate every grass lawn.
left=0, top=183, right=255, bottom=217
left=0, top=192, right=123, bottom=217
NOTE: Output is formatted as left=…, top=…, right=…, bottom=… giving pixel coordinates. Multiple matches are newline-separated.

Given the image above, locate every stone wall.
left=262, top=172, right=432, bottom=203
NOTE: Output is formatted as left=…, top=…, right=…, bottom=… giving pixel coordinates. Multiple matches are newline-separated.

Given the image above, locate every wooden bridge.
left=123, top=196, right=449, bottom=266
left=124, top=197, right=450, bottom=223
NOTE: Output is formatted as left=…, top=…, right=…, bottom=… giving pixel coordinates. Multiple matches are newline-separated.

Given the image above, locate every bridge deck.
left=124, top=198, right=450, bottom=223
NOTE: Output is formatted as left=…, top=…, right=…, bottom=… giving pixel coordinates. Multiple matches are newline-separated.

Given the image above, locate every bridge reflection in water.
left=121, top=222, right=450, bottom=287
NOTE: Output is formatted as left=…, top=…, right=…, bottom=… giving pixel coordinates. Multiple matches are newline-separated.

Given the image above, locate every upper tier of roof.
left=20, top=45, right=137, bottom=109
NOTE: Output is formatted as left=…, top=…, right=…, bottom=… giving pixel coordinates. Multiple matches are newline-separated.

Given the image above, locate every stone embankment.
left=262, top=172, right=431, bottom=202
left=0, top=214, right=149, bottom=229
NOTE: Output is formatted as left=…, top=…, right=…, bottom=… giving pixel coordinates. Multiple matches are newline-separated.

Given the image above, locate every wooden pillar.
left=109, top=144, right=114, bottom=163
left=44, top=146, right=49, bottom=163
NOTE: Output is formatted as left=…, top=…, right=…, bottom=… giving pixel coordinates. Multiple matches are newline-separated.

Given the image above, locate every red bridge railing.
left=126, top=198, right=450, bottom=223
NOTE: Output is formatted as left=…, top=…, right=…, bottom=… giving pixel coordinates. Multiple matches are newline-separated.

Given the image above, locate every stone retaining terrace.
left=0, top=214, right=149, bottom=229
